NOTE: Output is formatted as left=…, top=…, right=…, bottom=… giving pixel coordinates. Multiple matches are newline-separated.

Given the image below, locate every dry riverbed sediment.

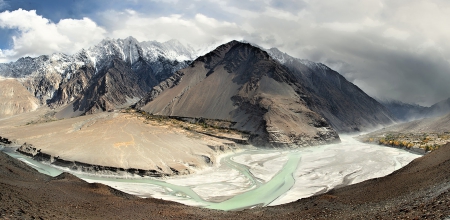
left=1, top=141, right=450, bottom=219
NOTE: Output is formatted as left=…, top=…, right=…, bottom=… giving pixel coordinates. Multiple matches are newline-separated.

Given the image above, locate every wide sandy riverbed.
left=1, top=135, right=421, bottom=211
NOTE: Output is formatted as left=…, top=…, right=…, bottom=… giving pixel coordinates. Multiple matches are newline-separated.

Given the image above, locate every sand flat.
left=0, top=111, right=233, bottom=174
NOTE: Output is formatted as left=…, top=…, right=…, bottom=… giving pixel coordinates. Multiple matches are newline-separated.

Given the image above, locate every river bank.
left=0, top=135, right=421, bottom=211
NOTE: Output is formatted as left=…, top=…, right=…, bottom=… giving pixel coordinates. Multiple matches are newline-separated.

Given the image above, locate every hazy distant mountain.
left=266, top=48, right=395, bottom=132
left=380, top=98, right=450, bottom=122
left=0, top=37, right=196, bottom=117
left=379, top=100, right=427, bottom=122
left=427, top=98, right=450, bottom=118
left=383, top=111, right=450, bottom=134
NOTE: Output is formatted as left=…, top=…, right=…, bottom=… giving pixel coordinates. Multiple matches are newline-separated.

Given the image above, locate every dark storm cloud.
left=269, top=0, right=307, bottom=14
left=301, top=27, right=450, bottom=106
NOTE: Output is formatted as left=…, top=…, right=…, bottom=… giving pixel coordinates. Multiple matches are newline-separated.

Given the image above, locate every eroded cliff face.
left=48, top=64, right=96, bottom=107
left=137, top=41, right=340, bottom=147
left=0, top=79, right=39, bottom=118
left=54, top=58, right=160, bottom=117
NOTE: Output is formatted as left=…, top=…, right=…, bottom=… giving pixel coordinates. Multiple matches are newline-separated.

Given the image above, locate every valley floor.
left=1, top=109, right=449, bottom=219
left=1, top=135, right=420, bottom=212
left=1, top=141, right=450, bottom=219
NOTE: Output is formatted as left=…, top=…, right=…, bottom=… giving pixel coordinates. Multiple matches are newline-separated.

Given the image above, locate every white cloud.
left=383, top=28, right=410, bottom=40
left=0, top=9, right=106, bottom=61
left=101, top=10, right=246, bottom=47
left=321, top=22, right=364, bottom=32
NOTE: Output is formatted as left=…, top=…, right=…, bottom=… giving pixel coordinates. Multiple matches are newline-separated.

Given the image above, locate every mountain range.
left=380, top=98, right=450, bottom=122
left=0, top=37, right=396, bottom=146
left=0, top=37, right=196, bottom=117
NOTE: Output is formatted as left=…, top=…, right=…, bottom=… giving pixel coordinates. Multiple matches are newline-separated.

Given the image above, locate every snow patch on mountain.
left=0, top=36, right=198, bottom=79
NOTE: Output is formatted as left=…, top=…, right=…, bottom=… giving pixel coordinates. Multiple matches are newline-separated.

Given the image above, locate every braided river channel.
left=1, top=135, right=421, bottom=211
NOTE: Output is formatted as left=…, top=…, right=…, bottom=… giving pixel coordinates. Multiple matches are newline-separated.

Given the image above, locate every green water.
left=1, top=146, right=304, bottom=211
left=207, top=151, right=302, bottom=210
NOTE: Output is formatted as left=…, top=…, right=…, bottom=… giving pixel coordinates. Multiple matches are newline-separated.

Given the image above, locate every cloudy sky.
left=0, top=0, right=449, bottom=106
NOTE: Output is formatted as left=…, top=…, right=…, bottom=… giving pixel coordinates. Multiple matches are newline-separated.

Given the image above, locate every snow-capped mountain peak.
left=0, top=37, right=198, bottom=108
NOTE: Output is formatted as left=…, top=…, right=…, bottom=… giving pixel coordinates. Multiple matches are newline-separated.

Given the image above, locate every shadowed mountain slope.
left=56, top=57, right=160, bottom=117
left=366, top=111, right=450, bottom=134
left=379, top=99, right=428, bottom=122
left=267, top=48, right=395, bottom=132
left=137, top=41, right=395, bottom=146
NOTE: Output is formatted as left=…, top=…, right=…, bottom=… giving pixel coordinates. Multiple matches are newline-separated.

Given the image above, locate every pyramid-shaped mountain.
left=136, top=41, right=341, bottom=146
